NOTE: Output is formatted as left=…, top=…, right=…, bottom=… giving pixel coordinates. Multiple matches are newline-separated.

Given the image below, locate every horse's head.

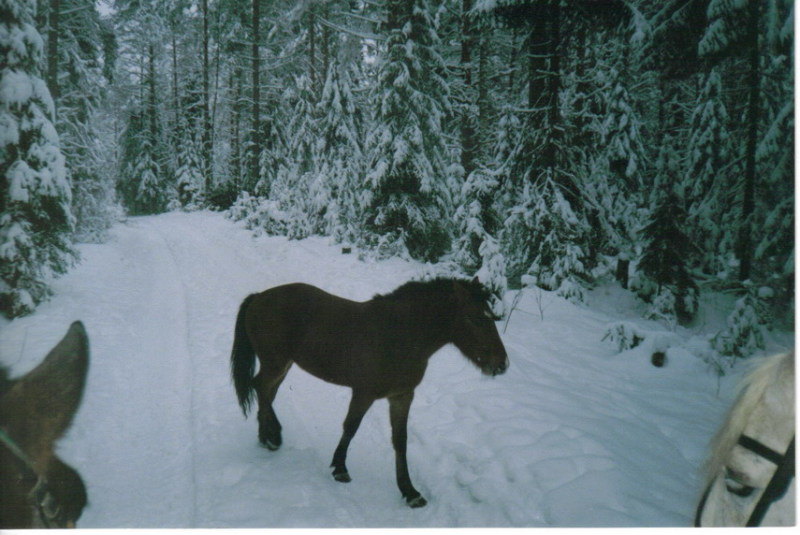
left=0, top=322, right=90, bottom=529
left=450, top=278, right=508, bottom=377
left=697, top=351, right=795, bottom=527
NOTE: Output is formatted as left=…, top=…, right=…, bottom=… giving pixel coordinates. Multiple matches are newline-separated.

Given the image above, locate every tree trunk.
left=543, top=0, right=560, bottom=175
left=202, top=0, right=212, bottom=191
left=737, top=0, right=760, bottom=281
left=231, top=66, right=242, bottom=188
left=250, top=0, right=261, bottom=191
left=47, top=0, right=60, bottom=114
left=309, top=12, right=317, bottom=89
left=459, top=0, right=476, bottom=178
left=148, top=43, right=158, bottom=145
left=171, top=32, right=180, bottom=133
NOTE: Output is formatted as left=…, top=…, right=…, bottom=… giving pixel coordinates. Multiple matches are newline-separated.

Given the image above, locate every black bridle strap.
left=746, top=437, right=795, bottom=527
left=738, top=435, right=786, bottom=466
left=0, top=428, right=62, bottom=528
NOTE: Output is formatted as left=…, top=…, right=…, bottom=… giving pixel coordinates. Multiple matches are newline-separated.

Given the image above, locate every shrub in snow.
left=227, top=192, right=287, bottom=236
left=634, top=192, right=698, bottom=325
left=602, top=322, right=646, bottom=352
left=504, top=176, right=589, bottom=303
left=711, top=293, right=766, bottom=358
left=0, top=0, right=77, bottom=316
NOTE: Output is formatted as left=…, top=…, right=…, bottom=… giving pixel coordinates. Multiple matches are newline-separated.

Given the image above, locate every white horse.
left=695, top=351, right=795, bottom=526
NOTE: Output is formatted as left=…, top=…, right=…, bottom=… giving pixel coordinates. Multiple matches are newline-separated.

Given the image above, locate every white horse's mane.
left=704, top=351, right=795, bottom=486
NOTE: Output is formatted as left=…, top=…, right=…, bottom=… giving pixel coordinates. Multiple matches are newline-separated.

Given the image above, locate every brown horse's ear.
left=0, top=322, right=89, bottom=467
left=472, top=276, right=480, bottom=284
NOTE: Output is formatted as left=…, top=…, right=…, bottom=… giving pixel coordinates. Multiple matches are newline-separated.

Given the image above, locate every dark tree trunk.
left=737, top=0, right=760, bottom=281
left=309, top=12, right=317, bottom=89
left=460, top=0, right=476, bottom=178
left=148, top=44, right=157, bottom=145
left=231, top=66, right=243, bottom=188
left=250, top=0, right=261, bottom=191
left=47, top=0, right=60, bottom=114
left=202, top=0, right=212, bottom=191
left=542, top=0, right=560, bottom=175
left=171, top=32, right=180, bottom=136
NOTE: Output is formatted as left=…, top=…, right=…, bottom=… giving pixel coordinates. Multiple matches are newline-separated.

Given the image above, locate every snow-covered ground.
left=0, top=211, right=792, bottom=527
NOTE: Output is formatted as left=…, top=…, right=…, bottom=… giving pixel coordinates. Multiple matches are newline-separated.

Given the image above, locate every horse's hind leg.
left=254, top=357, right=291, bottom=450
left=331, top=390, right=375, bottom=482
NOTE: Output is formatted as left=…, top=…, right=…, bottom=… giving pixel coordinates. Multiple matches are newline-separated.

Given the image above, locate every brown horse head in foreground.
left=0, top=322, right=90, bottom=528
left=231, top=277, right=508, bottom=507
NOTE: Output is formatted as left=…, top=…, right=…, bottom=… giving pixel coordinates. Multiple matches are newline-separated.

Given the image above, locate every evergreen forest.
left=0, top=0, right=794, bottom=360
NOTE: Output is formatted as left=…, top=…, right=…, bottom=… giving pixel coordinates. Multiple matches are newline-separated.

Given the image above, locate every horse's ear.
left=472, top=276, right=480, bottom=284
left=0, top=322, right=89, bottom=466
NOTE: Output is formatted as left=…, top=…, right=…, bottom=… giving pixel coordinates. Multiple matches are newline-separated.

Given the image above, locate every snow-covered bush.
left=227, top=192, right=287, bottom=236
left=711, top=292, right=766, bottom=358
left=504, top=177, right=589, bottom=303
left=602, top=322, right=646, bottom=352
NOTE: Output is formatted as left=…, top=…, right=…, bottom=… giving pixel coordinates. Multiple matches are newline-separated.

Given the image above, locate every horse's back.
left=244, top=283, right=369, bottom=384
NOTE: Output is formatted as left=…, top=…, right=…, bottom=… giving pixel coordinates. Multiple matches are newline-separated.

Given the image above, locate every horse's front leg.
left=389, top=390, right=426, bottom=508
left=331, top=390, right=374, bottom=482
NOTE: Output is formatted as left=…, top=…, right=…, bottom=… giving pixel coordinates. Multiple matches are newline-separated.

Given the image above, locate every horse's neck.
left=377, top=295, right=454, bottom=359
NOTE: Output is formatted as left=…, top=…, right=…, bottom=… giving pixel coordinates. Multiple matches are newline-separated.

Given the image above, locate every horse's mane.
left=373, top=277, right=492, bottom=305
left=704, top=351, right=795, bottom=484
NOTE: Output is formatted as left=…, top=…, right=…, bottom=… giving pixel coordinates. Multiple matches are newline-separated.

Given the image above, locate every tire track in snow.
left=146, top=221, right=200, bottom=526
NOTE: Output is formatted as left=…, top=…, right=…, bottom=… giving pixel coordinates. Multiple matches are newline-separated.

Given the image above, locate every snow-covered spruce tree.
left=452, top=166, right=507, bottom=315
left=685, top=67, right=732, bottom=276
left=173, top=121, right=205, bottom=210
left=751, top=1, right=793, bottom=304
left=39, top=0, right=118, bottom=242
left=0, top=0, right=77, bottom=316
left=711, top=289, right=767, bottom=359
left=361, top=0, right=454, bottom=263
left=634, top=191, right=699, bottom=326
left=316, top=61, right=364, bottom=243
left=502, top=175, right=590, bottom=303
left=117, top=109, right=165, bottom=215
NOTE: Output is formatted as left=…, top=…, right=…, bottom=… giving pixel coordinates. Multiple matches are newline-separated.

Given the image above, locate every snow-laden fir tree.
left=40, top=0, right=118, bottom=242
left=453, top=166, right=507, bottom=315
left=361, top=0, right=454, bottom=262
left=117, top=110, right=165, bottom=215
left=315, top=61, right=364, bottom=242
left=685, top=67, right=732, bottom=276
left=751, top=0, right=793, bottom=302
left=711, top=290, right=766, bottom=358
left=173, top=121, right=205, bottom=210
left=634, top=190, right=699, bottom=326
left=0, top=0, right=77, bottom=316
left=503, top=175, right=589, bottom=303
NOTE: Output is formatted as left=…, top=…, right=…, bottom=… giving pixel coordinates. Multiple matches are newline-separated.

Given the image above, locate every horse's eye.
left=724, top=467, right=755, bottom=497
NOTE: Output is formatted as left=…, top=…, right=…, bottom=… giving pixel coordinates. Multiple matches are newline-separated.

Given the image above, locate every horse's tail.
left=231, top=293, right=257, bottom=417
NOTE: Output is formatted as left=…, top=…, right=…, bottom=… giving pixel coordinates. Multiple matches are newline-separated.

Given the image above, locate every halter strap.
left=746, top=437, right=795, bottom=527
left=0, top=428, right=64, bottom=528
left=738, top=434, right=787, bottom=466
left=695, top=435, right=796, bottom=527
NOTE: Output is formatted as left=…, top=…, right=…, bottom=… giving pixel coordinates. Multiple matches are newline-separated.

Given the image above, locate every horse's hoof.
left=260, top=439, right=281, bottom=451
left=332, top=470, right=351, bottom=483
left=406, top=495, right=427, bottom=508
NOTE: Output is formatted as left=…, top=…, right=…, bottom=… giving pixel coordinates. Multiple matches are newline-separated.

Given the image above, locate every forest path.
left=0, top=211, right=736, bottom=527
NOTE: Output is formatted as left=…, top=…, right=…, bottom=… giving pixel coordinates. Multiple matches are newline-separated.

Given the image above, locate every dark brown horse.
left=231, top=277, right=508, bottom=507
left=0, top=322, right=90, bottom=528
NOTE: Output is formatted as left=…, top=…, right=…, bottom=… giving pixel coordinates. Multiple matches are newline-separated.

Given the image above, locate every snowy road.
left=0, top=212, right=745, bottom=527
